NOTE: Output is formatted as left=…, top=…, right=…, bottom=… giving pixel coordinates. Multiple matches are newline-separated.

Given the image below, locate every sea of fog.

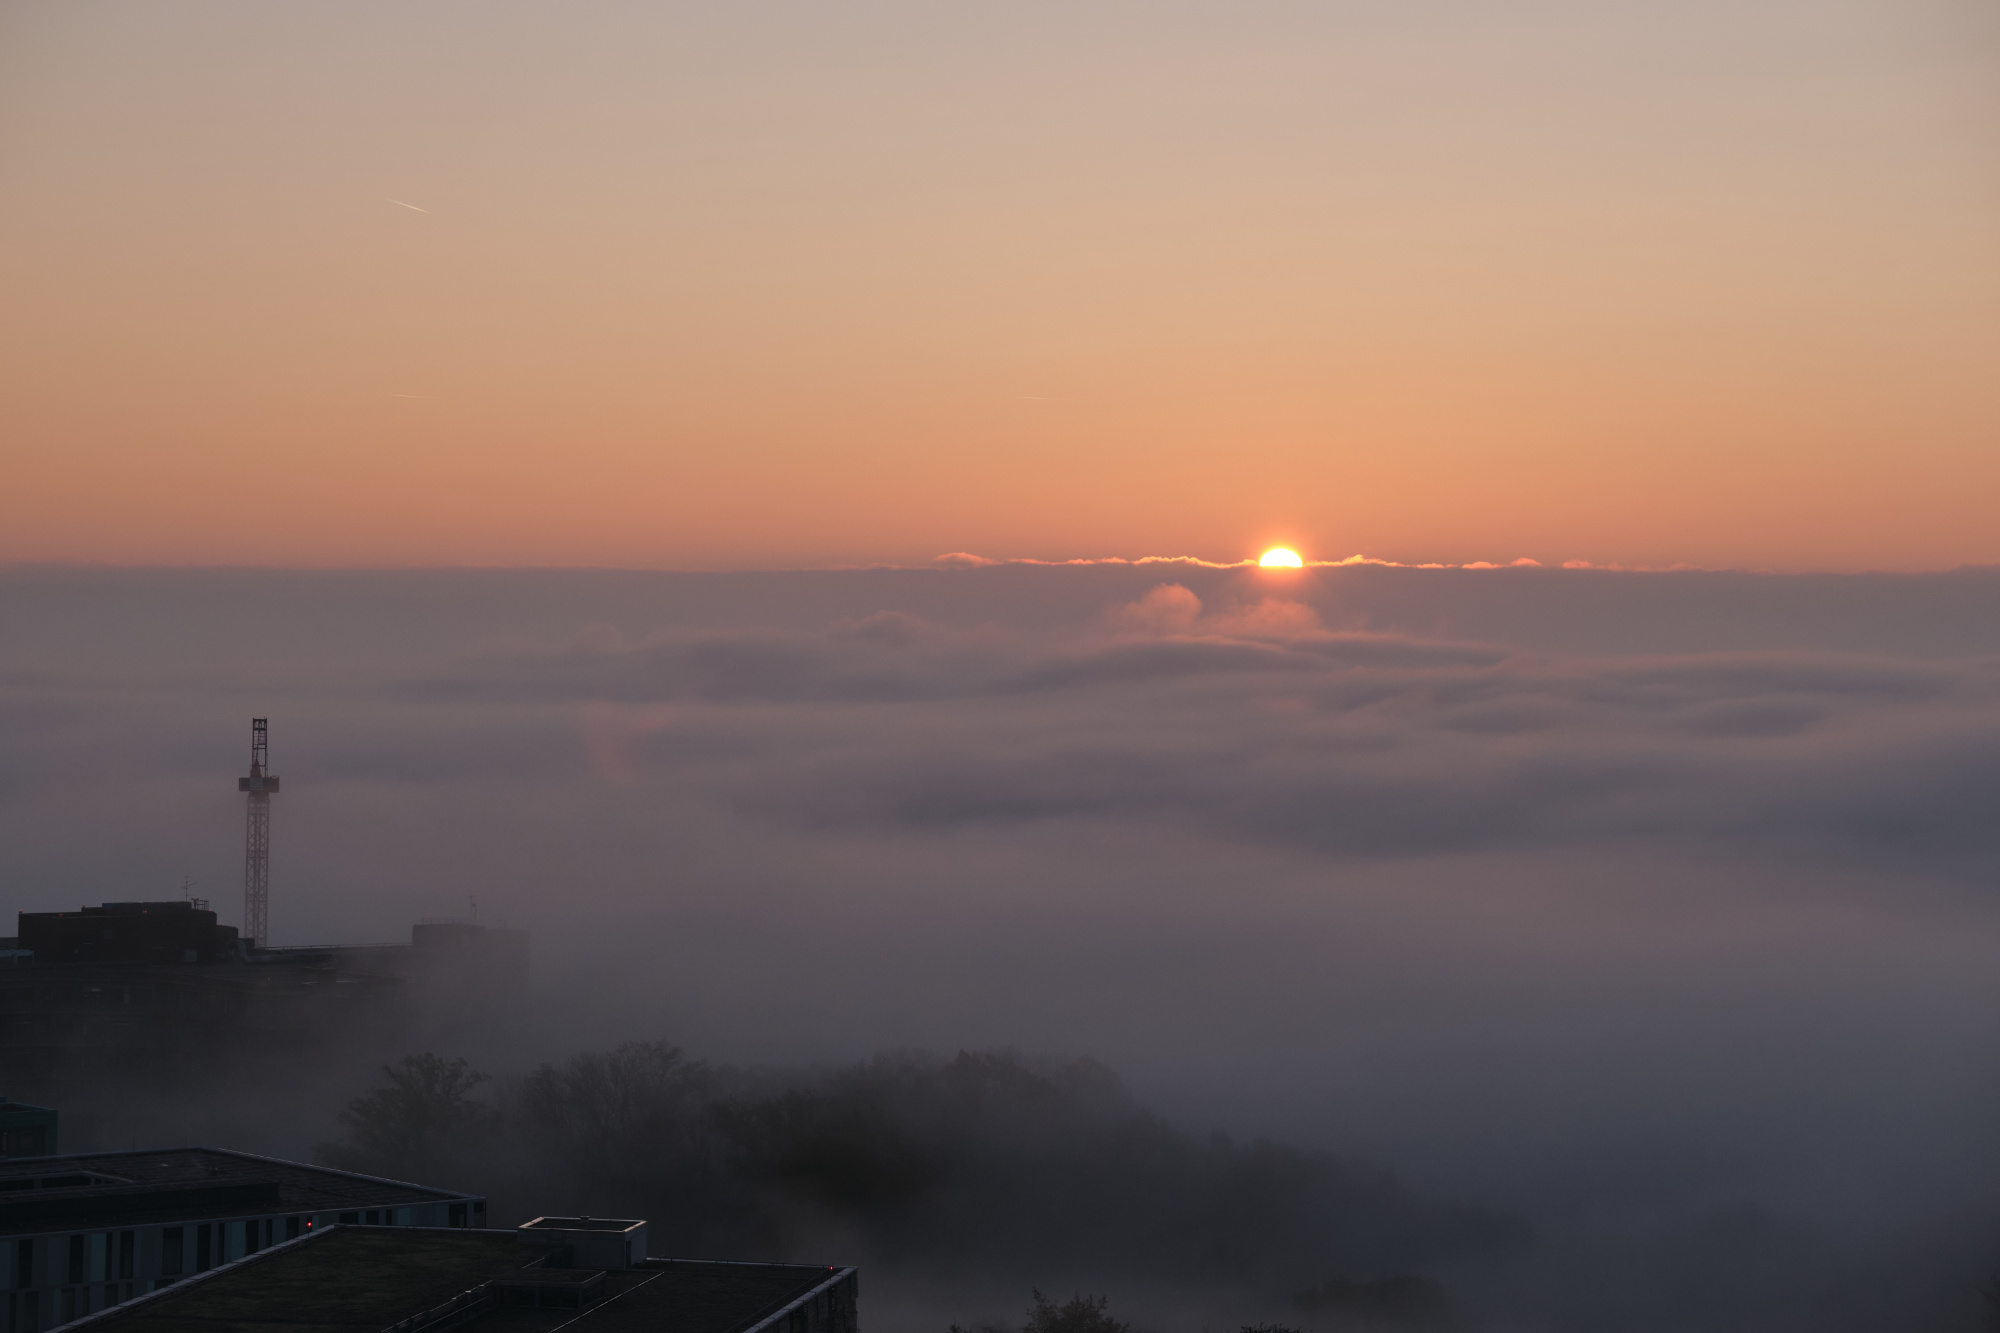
left=3, top=562, right=1998, bottom=1329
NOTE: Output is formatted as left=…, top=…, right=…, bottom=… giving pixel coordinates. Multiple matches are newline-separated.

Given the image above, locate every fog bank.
left=3, top=563, right=1998, bottom=1328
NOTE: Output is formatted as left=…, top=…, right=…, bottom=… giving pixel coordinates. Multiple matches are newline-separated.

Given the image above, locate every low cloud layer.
left=3, top=565, right=1999, bottom=1327
left=434, top=580, right=2000, bottom=883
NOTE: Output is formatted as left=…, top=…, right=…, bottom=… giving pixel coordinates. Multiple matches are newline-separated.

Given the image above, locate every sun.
left=1258, top=548, right=1304, bottom=568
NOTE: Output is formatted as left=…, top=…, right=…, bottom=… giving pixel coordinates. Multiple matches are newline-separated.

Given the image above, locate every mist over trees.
left=320, top=1053, right=496, bottom=1183
left=320, top=1042, right=1518, bottom=1306
left=951, top=1289, right=1448, bottom=1333
left=951, top=1290, right=1136, bottom=1333
left=310, top=1040, right=2000, bottom=1330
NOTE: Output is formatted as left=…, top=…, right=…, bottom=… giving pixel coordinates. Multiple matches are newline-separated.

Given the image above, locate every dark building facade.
left=0, top=1103, right=56, bottom=1160
left=0, top=906, right=528, bottom=1078
left=0, top=1148, right=484, bottom=1332
left=16, top=905, right=238, bottom=967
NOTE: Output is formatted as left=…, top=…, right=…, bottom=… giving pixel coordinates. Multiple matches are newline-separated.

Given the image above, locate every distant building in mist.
left=0, top=1146, right=485, bottom=1330
left=0, top=902, right=528, bottom=1080
left=14, top=903, right=240, bottom=966
left=48, top=1218, right=857, bottom=1333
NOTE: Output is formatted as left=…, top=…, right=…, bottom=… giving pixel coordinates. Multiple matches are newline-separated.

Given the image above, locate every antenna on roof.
left=237, top=719, right=280, bottom=948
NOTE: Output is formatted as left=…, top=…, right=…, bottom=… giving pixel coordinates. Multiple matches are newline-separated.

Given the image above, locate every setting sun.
left=1258, top=548, right=1304, bottom=568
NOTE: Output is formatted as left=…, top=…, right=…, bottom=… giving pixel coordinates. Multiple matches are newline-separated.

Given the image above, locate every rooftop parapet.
left=517, top=1215, right=647, bottom=1269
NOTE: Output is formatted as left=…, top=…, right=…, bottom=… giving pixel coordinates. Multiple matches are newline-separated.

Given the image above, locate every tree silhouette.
left=319, top=1053, right=494, bottom=1181
left=1022, top=1290, right=1133, bottom=1333
left=947, top=1289, right=1134, bottom=1333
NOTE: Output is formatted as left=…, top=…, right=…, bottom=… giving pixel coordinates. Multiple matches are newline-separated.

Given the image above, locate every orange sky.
left=2, top=1, right=1996, bottom=571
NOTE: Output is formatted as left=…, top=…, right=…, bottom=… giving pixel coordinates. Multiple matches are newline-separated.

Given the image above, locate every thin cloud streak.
left=933, top=552, right=1717, bottom=572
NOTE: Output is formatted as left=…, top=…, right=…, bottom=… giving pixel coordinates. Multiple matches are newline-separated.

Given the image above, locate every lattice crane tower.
left=237, top=717, right=280, bottom=948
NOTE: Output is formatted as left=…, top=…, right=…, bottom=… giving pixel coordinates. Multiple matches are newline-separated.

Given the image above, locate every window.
left=448, top=1203, right=467, bottom=1228
left=67, top=1235, right=84, bottom=1285
left=244, top=1220, right=261, bottom=1254
left=160, top=1229, right=183, bottom=1277
left=363, top=1211, right=379, bottom=1225
left=0, top=1127, right=47, bottom=1156
left=14, top=1238, right=31, bottom=1289
left=337, top=1212, right=358, bottom=1226
left=285, top=1216, right=301, bottom=1241
left=194, top=1225, right=211, bottom=1272
left=118, top=1232, right=134, bottom=1281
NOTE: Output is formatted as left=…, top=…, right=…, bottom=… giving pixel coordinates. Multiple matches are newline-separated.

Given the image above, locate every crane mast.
left=237, top=718, right=280, bottom=948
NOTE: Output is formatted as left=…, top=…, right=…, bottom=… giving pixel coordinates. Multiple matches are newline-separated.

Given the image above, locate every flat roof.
left=0, top=1148, right=477, bottom=1236
left=70, top=1226, right=852, bottom=1333
left=522, top=1215, right=642, bottom=1233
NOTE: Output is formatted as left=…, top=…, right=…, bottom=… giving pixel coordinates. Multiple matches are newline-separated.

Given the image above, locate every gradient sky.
left=2, top=1, right=1996, bottom=571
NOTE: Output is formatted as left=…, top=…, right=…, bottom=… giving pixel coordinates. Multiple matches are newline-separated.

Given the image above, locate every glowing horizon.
left=1, top=2, right=1994, bottom=574
left=0, top=546, right=1979, bottom=576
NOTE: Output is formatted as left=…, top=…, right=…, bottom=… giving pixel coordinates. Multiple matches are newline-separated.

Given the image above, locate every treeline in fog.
left=317, top=1042, right=1518, bottom=1314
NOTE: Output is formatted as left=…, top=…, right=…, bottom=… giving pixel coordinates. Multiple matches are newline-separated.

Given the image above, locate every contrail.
left=385, top=198, right=428, bottom=212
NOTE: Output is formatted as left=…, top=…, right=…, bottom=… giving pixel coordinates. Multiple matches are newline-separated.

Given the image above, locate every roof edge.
left=195, top=1146, right=484, bottom=1200
left=0, top=1146, right=482, bottom=1201
left=739, top=1266, right=859, bottom=1333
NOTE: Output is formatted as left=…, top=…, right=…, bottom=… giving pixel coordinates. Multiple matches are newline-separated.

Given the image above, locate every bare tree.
left=1022, top=1290, right=1134, bottom=1333
left=319, top=1053, right=495, bottom=1181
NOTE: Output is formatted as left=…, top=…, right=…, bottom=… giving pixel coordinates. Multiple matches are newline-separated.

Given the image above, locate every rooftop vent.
left=516, top=1216, right=647, bottom=1270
